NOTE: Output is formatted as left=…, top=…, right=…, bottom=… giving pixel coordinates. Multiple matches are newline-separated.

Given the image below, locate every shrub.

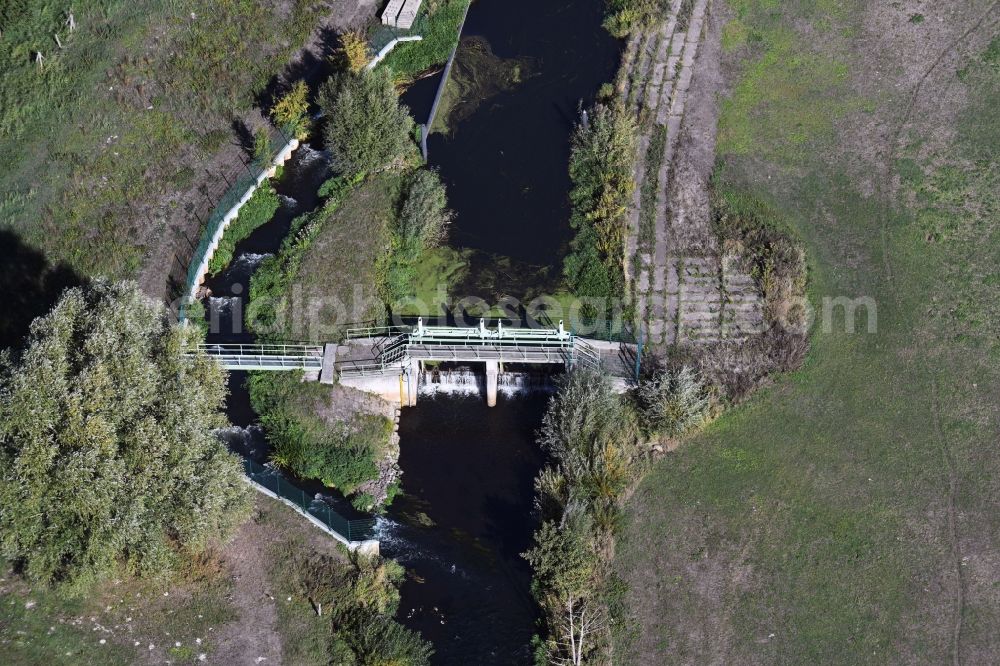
left=253, top=127, right=272, bottom=167
left=713, top=189, right=807, bottom=328
left=564, top=103, right=637, bottom=303
left=342, top=611, right=433, bottom=666
left=248, top=373, right=390, bottom=496
left=526, top=371, right=644, bottom=664
left=271, top=80, right=311, bottom=140
left=337, top=30, right=370, bottom=73
left=318, top=68, right=414, bottom=175
left=602, top=0, right=665, bottom=36
left=294, top=552, right=427, bottom=665
left=301, top=437, right=379, bottom=492
left=0, top=281, right=251, bottom=587
left=398, top=169, right=452, bottom=252
left=382, top=169, right=453, bottom=303
left=635, top=366, right=712, bottom=438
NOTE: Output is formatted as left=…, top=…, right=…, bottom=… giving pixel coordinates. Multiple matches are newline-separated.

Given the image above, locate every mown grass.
left=0, top=0, right=329, bottom=279
left=615, top=2, right=1000, bottom=663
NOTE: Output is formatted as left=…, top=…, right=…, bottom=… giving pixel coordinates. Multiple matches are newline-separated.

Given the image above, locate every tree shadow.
left=255, top=25, right=345, bottom=113
left=231, top=117, right=255, bottom=158
left=0, top=229, right=85, bottom=352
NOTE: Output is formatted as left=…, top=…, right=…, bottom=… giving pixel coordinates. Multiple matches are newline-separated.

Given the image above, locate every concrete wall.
left=243, top=476, right=378, bottom=555
left=185, top=136, right=300, bottom=304
left=366, top=36, right=423, bottom=71
left=339, top=372, right=408, bottom=405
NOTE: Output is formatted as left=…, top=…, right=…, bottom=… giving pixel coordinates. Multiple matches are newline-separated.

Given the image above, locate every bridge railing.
left=572, top=339, right=602, bottom=371
left=196, top=343, right=324, bottom=370
left=243, top=458, right=375, bottom=542
left=337, top=360, right=406, bottom=378
left=407, top=344, right=574, bottom=364
left=344, top=325, right=411, bottom=340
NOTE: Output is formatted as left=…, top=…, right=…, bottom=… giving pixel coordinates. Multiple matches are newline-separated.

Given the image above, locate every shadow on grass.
left=0, top=229, right=84, bottom=352
left=256, top=25, right=343, bottom=114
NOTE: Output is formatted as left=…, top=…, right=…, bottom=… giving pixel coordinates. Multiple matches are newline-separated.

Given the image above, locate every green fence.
left=569, top=318, right=637, bottom=344
left=243, top=458, right=376, bottom=543
left=179, top=122, right=294, bottom=320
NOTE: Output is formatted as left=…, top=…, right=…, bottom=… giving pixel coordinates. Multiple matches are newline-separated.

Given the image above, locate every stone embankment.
left=622, top=0, right=764, bottom=349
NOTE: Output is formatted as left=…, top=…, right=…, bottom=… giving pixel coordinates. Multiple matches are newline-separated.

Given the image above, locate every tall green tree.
left=318, top=68, right=414, bottom=175
left=0, top=280, right=251, bottom=587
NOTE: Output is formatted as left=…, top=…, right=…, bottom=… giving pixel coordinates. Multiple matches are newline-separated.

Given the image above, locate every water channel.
left=202, top=0, right=620, bottom=662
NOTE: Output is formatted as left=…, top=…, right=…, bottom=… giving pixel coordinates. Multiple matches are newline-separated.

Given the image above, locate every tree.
left=0, top=281, right=251, bottom=587
left=524, top=515, right=605, bottom=666
left=318, top=68, right=413, bottom=175
left=271, top=80, right=311, bottom=140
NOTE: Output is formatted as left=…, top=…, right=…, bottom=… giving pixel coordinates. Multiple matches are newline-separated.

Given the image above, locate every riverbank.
left=0, top=0, right=377, bottom=301
left=0, top=494, right=413, bottom=664
left=615, top=1, right=1000, bottom=662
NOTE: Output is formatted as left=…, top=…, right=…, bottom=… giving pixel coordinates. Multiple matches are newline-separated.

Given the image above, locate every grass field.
left=0, top=495, right=350, bottom=665
left=0, top=0, right=338, bottom=288
left=615, top=1, right=1000, bottom=662
left=249, top=171, right=407, bottom=341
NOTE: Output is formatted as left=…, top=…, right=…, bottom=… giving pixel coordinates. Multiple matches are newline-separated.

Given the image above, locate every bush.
left=0, top=281, right=251, bottom=587
left=337, top=30, right=370, bottom=73
left=248, top=373, right=390, bottom=496
left=635, top=366, right=712, bottom=438
left=300, top=436, right=380, bottom=492
left=342, top=611, right=433, bottom=666
left=526, top=371, right=644, bottom=664
left=295, top=553, right=430, bottom=664
left=253, top=127, right=272, bottom=167
left=713, top=189, right=807, bottom=328
left=564, top=103, right=637, bottom=303
left=208, top=185, right=281, bottom=275
left=398, top=169, right=452, bottom=252
left=319, top=68, right=414, bottom=175
left=271, top=80, right=312, bottom=140
left=602, top=0, right=665, bottom=36
left=383, top=169, right=453, bottom=304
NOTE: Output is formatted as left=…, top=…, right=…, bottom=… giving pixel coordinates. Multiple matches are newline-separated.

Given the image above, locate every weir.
left=196, top=318, right=633, bottom=405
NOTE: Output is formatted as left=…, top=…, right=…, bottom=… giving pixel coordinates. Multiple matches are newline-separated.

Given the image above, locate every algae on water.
left=430, top=36, right=534, bottom=136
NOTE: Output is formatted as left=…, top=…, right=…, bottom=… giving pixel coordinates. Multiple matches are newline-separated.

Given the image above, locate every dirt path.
left=624, top=0, right=765, bottom=352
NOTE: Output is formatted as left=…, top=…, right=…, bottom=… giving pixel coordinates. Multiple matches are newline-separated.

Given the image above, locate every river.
left=393, top=1, right=620, bottom=661
left=202, top=0, right=620, bottom=663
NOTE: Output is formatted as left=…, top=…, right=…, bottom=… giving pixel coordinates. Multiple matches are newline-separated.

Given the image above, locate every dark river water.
left=201, top=1, right=620, bottom=663
left=393, top=1, right=621, bottom=662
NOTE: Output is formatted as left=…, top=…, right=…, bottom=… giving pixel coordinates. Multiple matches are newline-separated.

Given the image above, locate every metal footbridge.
left=193, top=343, right=324, bottom=371
left=196, top=319, right=601, bottom=376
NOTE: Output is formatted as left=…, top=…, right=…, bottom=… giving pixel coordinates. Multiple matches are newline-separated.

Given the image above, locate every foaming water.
left=418, top=367, right=557, bottom=398
left=215, top=424, right=267, bottom=460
